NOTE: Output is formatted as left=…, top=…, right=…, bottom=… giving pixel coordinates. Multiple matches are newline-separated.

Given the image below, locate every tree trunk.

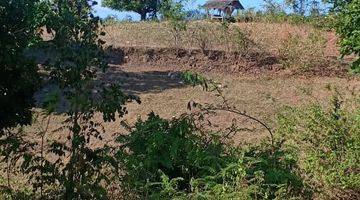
left=140, top=11, right=147, bottom=21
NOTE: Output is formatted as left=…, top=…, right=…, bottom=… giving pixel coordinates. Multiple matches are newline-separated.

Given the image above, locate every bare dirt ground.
left=97, top=62, right=359, bottom=144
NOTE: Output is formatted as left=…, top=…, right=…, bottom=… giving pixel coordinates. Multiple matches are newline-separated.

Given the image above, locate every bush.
left=278, top=31, right=327, bottom=71
left=1, top=1, right=135, bottom=199
left=336, top=0, right=360, bottom=73
left=189, top=24, right=213, bottom=52
left=277, top=95, right=360, bottom=198
left=0, top=0, right=41, bottom=130
left=161, top=0, right=187, bottom=47
left=114, top=74, right=360, bottom=199
left=113, top=71, right=311, bottom=199
left=116, top=112, right=236, bottom=198
left=116, top=110, right=308, bottom=199
left=236, top=8, right=262, bottom=22
left=308, top=15, right=336, bottom=31
left=184, top=142, right=308, bottom=200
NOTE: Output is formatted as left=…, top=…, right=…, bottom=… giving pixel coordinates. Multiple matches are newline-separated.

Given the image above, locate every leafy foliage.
left=0, top=0, right=41, bottom=130
left=116, top=112, right=309, bottom=199
left=116, top=112, right=235, bottom=198
left=323, top=0, right=353, bottom=12
left=160, top=0, right=187, bottom=47
left=180, top=71, right=207, bottom=86
left=24, top=1, right=137, bottom=198
left=184, top=143, right=308, bottom=199
left=0, top=2, right=41, bottom=195
left=103, top=0, right=160, bottom=20
left=113, top=72, right=307, bottom=199
left=1, top=0, right=360, bottom=199
left=1, top=0, right=137, bottom=198
left=335, top=0, right=360, bottom=73
left=277, top=95, right=360, bottom=198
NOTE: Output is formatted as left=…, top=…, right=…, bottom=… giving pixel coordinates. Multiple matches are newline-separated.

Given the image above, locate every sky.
left=93, top=0, right=278, bottom=20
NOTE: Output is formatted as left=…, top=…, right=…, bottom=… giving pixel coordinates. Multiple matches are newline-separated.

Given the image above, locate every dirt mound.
left=107, top=46, right=281, bottom=75
left=106, top=46, right=349, bottom=77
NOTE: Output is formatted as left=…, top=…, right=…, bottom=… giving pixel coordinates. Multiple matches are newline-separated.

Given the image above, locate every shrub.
left=189, top=24, right=212, bottom=52
left=116, top=112, right=236, bottom=198
left=115, top=71, right=310, bottom=199
left=278, top=30, right=327, bottom=71
left=0, top=0, right=41, bottom=130
left=161, top=0, right=187, bottom=48
left=236, top=8, right=335, bottom=31
left=277, top=95, right=360, bottom=198
left=0, top=1, right=137, bottom=199
left=184, top=141, right=309, bottom=200
left=179, top=71, right=207, bottom=86
left=231, top=27, right=254, bottom=55
left=336, top=0, right=360, bottom=73
left=116, top=111, right=309, bottom=199
left=308, top=14, right=336, bottom=31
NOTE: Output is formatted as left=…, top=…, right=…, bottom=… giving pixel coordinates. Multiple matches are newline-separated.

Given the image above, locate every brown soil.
left=107, top=46, right=350, bottom=77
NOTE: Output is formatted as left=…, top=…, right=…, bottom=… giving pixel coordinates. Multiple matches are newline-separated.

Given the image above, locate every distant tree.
left=309, top=0, right=322, bottom=16
left=160, top=0, right=185, bottom=20
left=285, top=0, right=309, bottom=15
left=263, top=0, right=284, bottom=14
left=322, top=0, right=353, bottom=12
left=102, top=0, right=160, bottom=20
left=285, top=0, right=333, bottom=15
left=185, top=9, right=206, bottom=20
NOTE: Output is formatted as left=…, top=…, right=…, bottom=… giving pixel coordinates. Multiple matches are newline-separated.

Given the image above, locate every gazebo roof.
left=203, top=0, right=244, bottom=10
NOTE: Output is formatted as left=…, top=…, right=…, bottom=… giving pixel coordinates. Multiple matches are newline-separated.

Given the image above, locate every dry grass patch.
left=103, top=21, right=336, bottom=54
left=102, top=21, right=348, bottom=74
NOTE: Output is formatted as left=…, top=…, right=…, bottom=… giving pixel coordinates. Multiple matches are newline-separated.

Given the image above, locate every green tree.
left=263, top=0, right=285, bottom=14
left=0, top=0, right=41, bottom=131
left=285, top=0, right=326, bottom=15
left=0, top=0, right=137, bottom=198
left=0, top=0, right=47, bottom=195
left=336, top=0, right=360, bottom=72
left=323, top=0, right=353, bottom=11
left=102, top=0, right=160, bottom=20
left=160, top=0, right=185, bottom=20
left=285, top=0, right=308, bottom=15
left=25, top=0, right=134, bottom=198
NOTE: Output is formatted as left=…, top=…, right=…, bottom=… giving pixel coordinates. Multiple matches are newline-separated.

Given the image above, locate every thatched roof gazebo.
left=203, top=0, right=244, bottom=19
